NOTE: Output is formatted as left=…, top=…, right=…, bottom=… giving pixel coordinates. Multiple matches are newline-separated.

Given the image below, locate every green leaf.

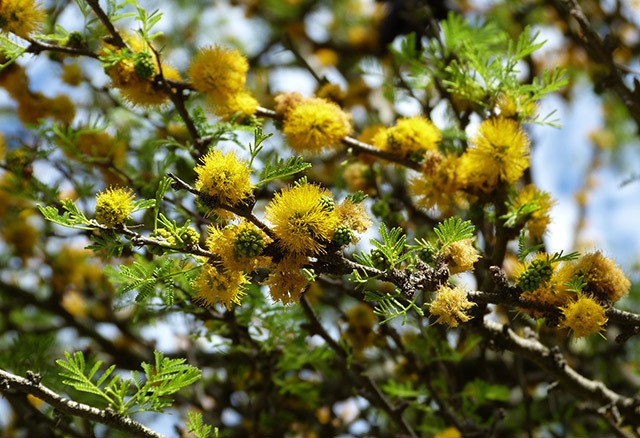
left=434, top=217, right=475, bottom=250
left=256, top=155, right=311, bottom=186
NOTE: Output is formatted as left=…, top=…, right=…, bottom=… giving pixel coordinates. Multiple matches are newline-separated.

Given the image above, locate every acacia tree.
left=1, top=0, right=640, bottom=437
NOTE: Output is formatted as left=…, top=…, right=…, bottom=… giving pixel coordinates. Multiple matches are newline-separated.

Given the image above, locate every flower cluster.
left=411, top=117, right=532, bottom=212
left=95, top=187, right=135, bottom=228
left=193, top=149, right=252, bottom=219
left=513, top=251, right=630, bottom=337
left=429, top=284, right=476, bottom=327
left=188, top=45, right=258, bottom=120
left=373, top=116, right=441, bottom=159
left=192, top=262, right=249, bottom=310
left=102, top=36, right=181, bottom=107
left=440, top=238, right=480, bottom=275
left=276, top=92, right=353, bottom=154
left=0, top=0, right=46, bottom=39
left=265, top=183, right=339, bottom=255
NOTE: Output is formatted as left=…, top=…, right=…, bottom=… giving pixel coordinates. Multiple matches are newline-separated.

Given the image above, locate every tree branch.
left=0, top=368, right=170, bottom=438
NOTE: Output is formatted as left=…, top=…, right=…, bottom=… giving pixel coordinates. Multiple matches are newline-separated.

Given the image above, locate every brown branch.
left=85, top=0, right=128, bottom=49
left=0, top=368, right=170, bottom=438
left=25, top=40, right=99, bottom=59
left=481, top=318, right=640, bottom=428
left=300, top=295, right=419, bottom=438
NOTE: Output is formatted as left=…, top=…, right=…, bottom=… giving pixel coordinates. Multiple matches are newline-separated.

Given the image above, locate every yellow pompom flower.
left=102, top=36, right=181, bottom=107
left=214, top=91, right=259, bottom=121
left=282, top=97, right=353, bottom=154
left=95, top=187, right=135, bottom=227
left=205, top=220, right=270, bottom=273
left=561, top=294, right=608, bottom=338
left=188, top=45, right=249, bottom=106
left=464, top=117, right=530, bottom=189
left=429, top=285, right=476, bottom=327
left=440, top=239, right=480, bottom=275
left=0, top=0, right=46, bottom=39
left=265, top=183, right=339, bottom=254
left=410, top=152, right=468, bottom=212
left=194, top=149, right=252, bottom=216
left=264, top=254, right=310, bottom=304
left=513, top=184, right=556, bottom=240
left=192, top=263, right=249, bottom=310
left=572, top=251, right=631, bottom=302
left=373, top=116, right=441, bottom=158
left=334, top=199, right=372, bottom=234
left=514, top=253, right=571, bottom=318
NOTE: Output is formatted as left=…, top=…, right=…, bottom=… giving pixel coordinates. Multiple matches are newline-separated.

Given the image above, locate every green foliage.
left=433, top=216, right=475, bottom=250
left=38, top=199, right=94, bottom=230
left=186, top=412, right=217, bottom=438
left=363, top=289, right=424, bottom=325
left=257, top=155, right=311, bottom=186
left=354, top=222, right=410, bottom=272
left=56, top=350, right=201, bottom=415
left=105, top=254, right=195, bottom=305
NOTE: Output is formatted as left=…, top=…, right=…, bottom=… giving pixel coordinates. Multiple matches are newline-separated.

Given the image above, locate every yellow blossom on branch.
left=463, top=117, right=530, bottom=190
left=440, top=238, right=480, bottom=275
left=188, top=45, right=249, bottom=106
left=265, top=183, right=339, bottom=255
left=373, top=116, right=441, bottom=159
left=410, top=151, right=468, bottom=212
left=214, top=91, right=259, bottom=121
left=429, top=285, right=476, bottom=327
left=192, top=263, right=249, bottom=310
left=0, top=0, right=46, bottom=39
left=205, top=220, right=270, bottom=272
left=95, top=187, right=135, bottom=228
left=561, top=294, right=608, bottom=338
left=281, top=96, right=353, bottom=154
left=571, top=251, right=631, bottom=302
left=513, top=184, right=556, bottom=240
left=264, top=254, right=310, bottom=305
left=193, top=149, right=252, bottom=218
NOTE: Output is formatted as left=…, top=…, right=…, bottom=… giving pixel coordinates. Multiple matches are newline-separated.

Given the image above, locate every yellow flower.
left=334, top=199, right=372, bottom=234
left=205, top=220, right=270, bottom=272
left=120, top=64, right=181, bottom=107
left=213, top=91, right=259, bottom=121
left=95, top=187, right=135, bottom=227
left=193, top=263, right=249, bottom=310
left=429, top=285, right=476, bottom=327
left=513, top=184, right=556, bottom=240
left=0, top=0, right=46, bottom=39
left=373, top=116, right=441, bottom=158
left=410, top=152, right=468, bottom=212
left=440, top=239, right=480, bottom=275
left=561, top=294, right=607, bottom=338
left=572, top=251, right=631, bottom=302
left=265, top=183, right=339, bottom=254
left=515, top=254, right=571, bottom=318
left=464, top=117, right=530, bottom=190
left=264, top=254, right=309, bottom=305
left=193, top=149, right=252, bottom=217
left=188, top=45, right=249, bottom=106
left=102, top=36, right=181, bottom=107
left=282, top=97, right=353, bottom=154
